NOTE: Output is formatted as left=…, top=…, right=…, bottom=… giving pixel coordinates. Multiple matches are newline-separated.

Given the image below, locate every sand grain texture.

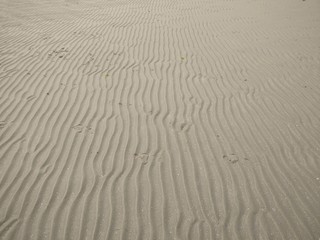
left=0, top=0, right=320, bottom=239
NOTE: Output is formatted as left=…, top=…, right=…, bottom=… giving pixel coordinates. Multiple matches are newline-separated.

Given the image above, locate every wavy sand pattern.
left=0, top=0, right=320, bottom=239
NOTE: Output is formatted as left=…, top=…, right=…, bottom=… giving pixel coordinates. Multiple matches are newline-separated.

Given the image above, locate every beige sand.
left=0, top=0, right=320, bottom=239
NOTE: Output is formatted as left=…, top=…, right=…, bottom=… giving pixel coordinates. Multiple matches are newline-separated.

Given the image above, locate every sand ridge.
left=0, top=0, right=320, bottom=239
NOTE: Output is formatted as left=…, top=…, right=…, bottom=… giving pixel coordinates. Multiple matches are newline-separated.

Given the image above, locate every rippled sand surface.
left=0, top=0, right=320, bottom=239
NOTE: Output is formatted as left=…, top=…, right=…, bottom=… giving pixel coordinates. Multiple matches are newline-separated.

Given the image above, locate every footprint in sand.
left=134, top=153, right=149, bottom=165
left=48, top=47, right=69, bottom=60
left=72, top=124, right=94, bottom=135
left=223, top=153, right=249, bottom=164
left=72, top=124, right=83, bottom=133
left=169, top=121, right=192, bottom=132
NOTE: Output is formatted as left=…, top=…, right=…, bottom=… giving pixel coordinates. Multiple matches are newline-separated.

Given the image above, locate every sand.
left=0, top=0, right=320, bottom=239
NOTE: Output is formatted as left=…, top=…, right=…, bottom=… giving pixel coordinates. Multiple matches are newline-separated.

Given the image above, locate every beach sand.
left=0, top=0, right=320, bottom=239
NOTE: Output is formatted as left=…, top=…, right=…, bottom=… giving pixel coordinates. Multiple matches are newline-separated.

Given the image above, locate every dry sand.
left=0, top=0, right=320, bottom=239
